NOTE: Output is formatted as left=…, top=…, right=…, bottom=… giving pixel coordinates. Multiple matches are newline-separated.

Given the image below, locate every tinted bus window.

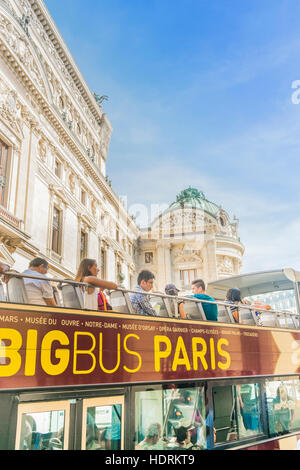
left=266, top=378, right=300, bottom=436
left=19, top=410, right=65, bottom=450
left=134, top=385, right=206, bottom=450
left=82, top=397, right=124, bottom=451
left=213, top=383, right=262, bottom=445
left=85, top=404, right=122, bottom=450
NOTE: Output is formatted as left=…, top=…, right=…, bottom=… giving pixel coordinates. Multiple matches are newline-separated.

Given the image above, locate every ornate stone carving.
left=217, top=255, right=234, bottom=274
left=68, top=172, right=76, bottom=195
left=172, top=244, right=203, bottom=264
left=0, top=77, right=24, bottom=137
left=38, top=137, right=47, bottom=162
left=0, top=13, right=47, bottom=95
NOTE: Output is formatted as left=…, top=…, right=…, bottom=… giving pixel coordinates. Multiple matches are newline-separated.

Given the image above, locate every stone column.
left=205, top=237, right=217, bottom=282
left=23, top=120, right=40, bottom=234
left=156, top=241, right=171, bottom=291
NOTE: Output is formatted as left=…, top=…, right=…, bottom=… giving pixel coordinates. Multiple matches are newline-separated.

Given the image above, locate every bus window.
left=266, top=378, right=300, bottom=436
left=134, top=385, right=207, bottom=450
left=82, top=396, right=124, bottom=450
left=16, top=401, right=70, bottom=450
left=134, top=389, right=164, bottom=450
left=246, top=290, right=297, bottom=314
left=213, top=383, right=262, bottom=445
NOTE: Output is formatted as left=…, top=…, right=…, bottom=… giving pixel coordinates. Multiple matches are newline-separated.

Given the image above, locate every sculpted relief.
left=0, top=13, right=47, bottom=96
left=172, top=244, right=203, bottom=264
left=0, top=76, right=25, bottom=138
left=217, top=256, right=234, bottom=274
left=153, top=209, right=217, bottom=234
left=0, top=4, right=110, bottom=173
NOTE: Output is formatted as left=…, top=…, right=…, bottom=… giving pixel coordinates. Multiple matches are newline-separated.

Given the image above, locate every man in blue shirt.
left=130, top=270, right=157, bottom=316
left=191, top=279, right=218, bottom=322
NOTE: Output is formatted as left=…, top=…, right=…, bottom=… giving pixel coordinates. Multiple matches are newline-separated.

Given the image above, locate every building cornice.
left=28, top=0, right=105, bottom=127
left=215, top=234, right=245, bottom=254
left=0, top=3, right=138, bottom=233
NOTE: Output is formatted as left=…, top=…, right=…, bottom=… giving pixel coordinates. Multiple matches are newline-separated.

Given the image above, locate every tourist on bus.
left=170, top=425, right=195, bottom=450
left=165, top=283, right=186, bottom=319
left=130, top=270, right=158, bottom=316
left=225, top=288, right=268, bottom=325
left=0, top=262, right=10, bottom=292
left=0, top=262, right=10, bottom=275
left=97, top=289, right=113, bottom=311
left=75, top=258, right=118, bottom=311
left=23, top=258, right=57, bottom=307
left=135, top=423, right=165, bottom=450
left=191, top=279, right=218, bottom=321
left=272, top=383, right=294, bottom=434
left=225, top=288, right=242, bottom=323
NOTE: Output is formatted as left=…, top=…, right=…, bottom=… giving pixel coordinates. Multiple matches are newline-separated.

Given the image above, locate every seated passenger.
left=75, top=258, right=118, bottom=311
left=272, top=384, right=294, bottom=434
left=191, top=279, right=218, bottom=321
left=251, top=300, right=271, bottom=326
left=165, top=284, right=186, bottom=319
left=225, top=288, right=267, bottom=325
left=225, top=288, right=242, bottom=323
left=135, top=423, right=165, bottom=450
left=98, top=289, right=113, bottom=311
left=170, top=425, right=194, bottom=450
left=0, top=262, right=10, bottom=275
left=23, top=258, right=56, bottom=307
left=130, top=270, right=158, bottom=316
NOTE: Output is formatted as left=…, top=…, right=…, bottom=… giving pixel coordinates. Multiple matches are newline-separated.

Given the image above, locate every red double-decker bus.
left=0, top=269, right=299, bottom=451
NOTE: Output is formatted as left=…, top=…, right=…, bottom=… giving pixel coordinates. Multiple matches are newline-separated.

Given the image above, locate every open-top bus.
left=0, top=268, right=300, bottom=451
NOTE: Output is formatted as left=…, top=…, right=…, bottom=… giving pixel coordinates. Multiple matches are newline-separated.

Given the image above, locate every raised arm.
left=83, top=276, right=118, bottom=291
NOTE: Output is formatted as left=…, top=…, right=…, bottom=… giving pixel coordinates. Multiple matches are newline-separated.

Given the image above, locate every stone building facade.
left=0, top=0, right=244, bottom=291
left=0, top=0, right=138, bottom=285
left=137, top=188, right=245, bottom=292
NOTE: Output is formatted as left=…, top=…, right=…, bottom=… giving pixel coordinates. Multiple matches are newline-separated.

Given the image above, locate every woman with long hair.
left=75, top=258, right=118, bottom=311
left=225, top=288, right=242, bottom=323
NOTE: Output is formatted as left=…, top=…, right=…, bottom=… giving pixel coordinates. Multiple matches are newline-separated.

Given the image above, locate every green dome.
left=167, top=187, right=220, bottom=218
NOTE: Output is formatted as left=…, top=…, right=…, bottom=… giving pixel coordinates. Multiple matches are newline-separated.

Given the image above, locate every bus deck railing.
left=0, top=271, right=299, bottom=329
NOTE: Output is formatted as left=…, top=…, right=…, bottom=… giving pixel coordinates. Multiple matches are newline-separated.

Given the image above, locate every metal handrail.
left=2, top=271, right=88, bottom=287
left=1, top=271, right=299, bottom=327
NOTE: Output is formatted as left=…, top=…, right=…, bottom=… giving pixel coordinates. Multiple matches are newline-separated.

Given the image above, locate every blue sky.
left=45, top=0, right=300, bottom=273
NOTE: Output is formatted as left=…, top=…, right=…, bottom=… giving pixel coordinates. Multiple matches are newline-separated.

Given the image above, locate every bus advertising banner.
left=0, top=307, right=300, bottom=390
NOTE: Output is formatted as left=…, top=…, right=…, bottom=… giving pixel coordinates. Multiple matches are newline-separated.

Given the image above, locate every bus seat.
left=0, top=281, right=6, bottom=302
left=149, top=296, right=172, bottom=318
left=216, top=305, right=235, bottom=324
left=277, top=312, right=296, bottom=329
left=259, top=312, right=278, bottom=327
left=61, top=284, right=84, bottom=309
left=183, top=300, right=206, bottom=321
left=53, top=287, right=62, bottom=307
left=109, top=290, right=134, bottom=314
left=285, top=314, right=296, bottom=329
left=292, top=316, right=300, bottom=329
left=239, top=307, right=256, bottom=326
left=166, top=298, right=180, bottom=318
left=6, top=276, right=29, bottom=304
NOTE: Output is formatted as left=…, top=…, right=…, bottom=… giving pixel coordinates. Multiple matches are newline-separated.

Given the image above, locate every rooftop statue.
left=93, top=93, right=109, bottom=106
left=176, top=187, right=205, bottom=203
left=168, top=187, right=220, bottom=218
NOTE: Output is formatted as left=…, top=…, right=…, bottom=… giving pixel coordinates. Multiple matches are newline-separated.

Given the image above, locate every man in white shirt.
left=23, top=258, right=56, bottom=307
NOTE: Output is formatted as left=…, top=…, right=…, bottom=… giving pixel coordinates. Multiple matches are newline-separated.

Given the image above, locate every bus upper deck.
left=0, top=269, right=300, bottom=451
left=1, top=268, right=300, bottom=330
left=207, top=268, right=300, bottom=317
